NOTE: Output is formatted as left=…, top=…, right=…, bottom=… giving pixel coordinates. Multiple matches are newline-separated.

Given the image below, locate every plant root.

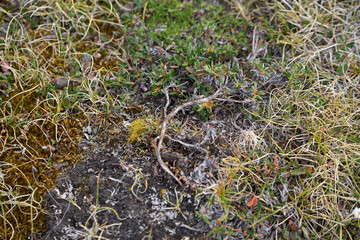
left=154, top=85, right=223, bottom=185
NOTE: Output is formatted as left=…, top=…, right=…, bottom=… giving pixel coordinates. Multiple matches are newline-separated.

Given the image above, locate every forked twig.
left=154, top=85, right=223, bottom=185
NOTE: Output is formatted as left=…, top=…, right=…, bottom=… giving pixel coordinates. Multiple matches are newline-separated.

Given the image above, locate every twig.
left=214, top=97, right=254, bottom=104
left=154, top=86, right=223, bottom=185
left=165, top=135, right=208, bottom=158
left=180, top=223, right=207, bottom=232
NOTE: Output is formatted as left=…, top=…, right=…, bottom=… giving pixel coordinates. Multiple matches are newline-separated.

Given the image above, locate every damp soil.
left=41, top=117, right=210, bottom=240
left=42, top=149, right=206, bottom=239
left=39, top=93, right=202, bottom=239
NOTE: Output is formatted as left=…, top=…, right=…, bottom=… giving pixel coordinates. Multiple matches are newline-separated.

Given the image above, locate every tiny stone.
left=93, top=52, right=101, bottom=59
left=85, top=125, right=92, bottom=135
left=53, top=76, right=69, bottom=89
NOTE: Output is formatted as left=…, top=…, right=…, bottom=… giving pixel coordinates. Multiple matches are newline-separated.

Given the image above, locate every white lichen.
left=352, top=207, right=360, bottom=219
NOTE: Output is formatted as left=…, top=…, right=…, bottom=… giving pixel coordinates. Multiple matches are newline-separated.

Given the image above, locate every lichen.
left=127, top=118, right=147, bottom=143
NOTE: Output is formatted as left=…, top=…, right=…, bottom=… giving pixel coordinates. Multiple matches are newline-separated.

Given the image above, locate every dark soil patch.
left=41, top=116, right=211, bottom=239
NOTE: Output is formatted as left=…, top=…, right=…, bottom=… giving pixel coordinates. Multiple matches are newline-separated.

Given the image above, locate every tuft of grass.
left=161, top=188, right=187, bottom=220
left=260, top=0, right=360, bottom=238
left=72, top=171, right=123, bottom=240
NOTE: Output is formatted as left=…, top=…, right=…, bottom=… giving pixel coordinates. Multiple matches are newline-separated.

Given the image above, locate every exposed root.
left=154, top=85, right=223, bottom=185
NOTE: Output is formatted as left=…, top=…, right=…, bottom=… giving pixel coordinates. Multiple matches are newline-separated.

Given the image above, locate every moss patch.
left=127, top=118, right=147, bottom=143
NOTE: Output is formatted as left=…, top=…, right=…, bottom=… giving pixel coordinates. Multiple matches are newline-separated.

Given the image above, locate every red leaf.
left=1, top=60, right=10, bottom=73
left=246, top=196, right=258, bottom=208
left=289, top=219, right=297, bottom=231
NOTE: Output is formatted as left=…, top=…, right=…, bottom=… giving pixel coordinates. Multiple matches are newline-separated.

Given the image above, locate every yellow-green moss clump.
left=127, top=118, right=148, bottom=142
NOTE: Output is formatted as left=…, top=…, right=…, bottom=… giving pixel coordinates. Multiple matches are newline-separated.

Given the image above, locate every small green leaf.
left=203, top=65, right=215, bottom=74
left=290, top=167, right=312, bottom=176
left=165, top=52, right=172, bottom=59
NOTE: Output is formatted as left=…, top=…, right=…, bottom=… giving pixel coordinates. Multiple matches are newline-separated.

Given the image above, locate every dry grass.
left=263, top=0, right=360, bottom=237
left=201, top=0, right=360, bottom=238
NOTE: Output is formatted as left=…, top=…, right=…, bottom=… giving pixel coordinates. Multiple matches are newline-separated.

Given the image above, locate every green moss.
left=127, top=118, right=147, bottom=143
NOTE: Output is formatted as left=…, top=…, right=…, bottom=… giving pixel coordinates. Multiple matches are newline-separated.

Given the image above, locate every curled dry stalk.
left=130, top=168, right=148, bottom=199
left=154, top=84, right=223, bottom=185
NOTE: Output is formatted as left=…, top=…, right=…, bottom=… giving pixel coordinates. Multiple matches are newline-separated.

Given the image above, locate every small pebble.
left=53, top=76, right=69, bottom=89
left=93, top=53, right=101, bottom=59
left=85, top=125, right=92, bottom=135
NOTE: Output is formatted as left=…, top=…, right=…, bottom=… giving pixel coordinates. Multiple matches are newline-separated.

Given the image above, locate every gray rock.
left=53, top=76, right=69, bottom=89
